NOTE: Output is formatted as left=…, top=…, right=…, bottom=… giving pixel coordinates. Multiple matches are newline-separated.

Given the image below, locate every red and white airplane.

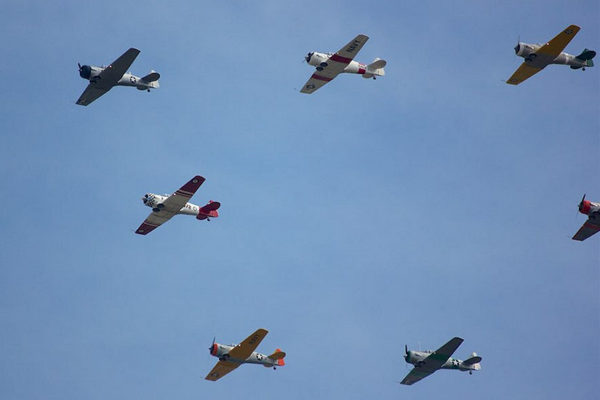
left=135, top=175, right=220, bottom=235
left=300, top=34, right=386, bottom=94
left=572, top=194, right=600, bottom=241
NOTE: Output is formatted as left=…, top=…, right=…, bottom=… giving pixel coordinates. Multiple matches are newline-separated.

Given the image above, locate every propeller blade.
left=580, top=193, right=586, bottom=208
left=78, top=62, right=82, bottom=70
left=405, top=344, right=408, bottom=355
left=208, top=336, right=215, bottom=352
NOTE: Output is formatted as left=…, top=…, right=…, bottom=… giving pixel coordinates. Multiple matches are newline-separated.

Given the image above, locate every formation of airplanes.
left=74, top=24, right=595, bottom=389
left=507, top=25, right=595, bottom=85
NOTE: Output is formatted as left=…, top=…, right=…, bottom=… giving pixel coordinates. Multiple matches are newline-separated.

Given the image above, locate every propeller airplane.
left=205, top=329, right=285, bottom=381
left=76, top=48, right=160, bottom=106
left=507, top=25, right=595, bottom=85
left=572, top=194, right=600, bottom=241
left=300, top=34, right=386, bottom=94
left=400, top=337, right=481, bottom=385
left=135, top=175, right=220, bottom=235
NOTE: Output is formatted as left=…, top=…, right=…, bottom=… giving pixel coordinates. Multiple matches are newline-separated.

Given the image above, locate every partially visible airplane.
left=507, top=25, right=595, bottom=85
left=300, top=34, right=386, bottom=94
left=572, top=194, right=600, bottom=241
left=205, top=329, right=286, bottom=381
left=135, top=175, right=220, bottom=235
left=400, top=337, right=481, bottom=385
left=76, top=48, right=160, bottom=106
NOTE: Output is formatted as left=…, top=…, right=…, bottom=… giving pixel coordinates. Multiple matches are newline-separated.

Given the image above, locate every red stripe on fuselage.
left=330, top=54, right=352, bottom=64
left=311, top=74, right=333, bottom=82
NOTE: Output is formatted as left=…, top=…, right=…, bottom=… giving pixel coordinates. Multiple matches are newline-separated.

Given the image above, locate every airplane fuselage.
left=142, top=193, right=199, bottom=216
left=306, top=52, right=368, bottom=74
left=79, top=65, right=157, bottom=90
left=210, top=343, right=280, bottom=367
left=405, top=350, right=480, bottom=372
left=515, top=42, right=590, bottom=69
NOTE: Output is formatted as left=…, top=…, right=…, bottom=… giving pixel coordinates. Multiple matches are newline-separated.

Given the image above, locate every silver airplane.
left=507, top=25, right=595, bottom=85
left=205, top=329, right=286, bottom=381
left=401, top=337, right=481, bottom=385
left=76, top=48, right=159, bottom=106
left=572, top=194, right=600, bottom=241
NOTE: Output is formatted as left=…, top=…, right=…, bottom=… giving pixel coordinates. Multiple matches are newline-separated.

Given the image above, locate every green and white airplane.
left=401, top=337, right=481, bottom=385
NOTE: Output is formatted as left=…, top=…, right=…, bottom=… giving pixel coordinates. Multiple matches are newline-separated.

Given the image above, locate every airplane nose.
left=514, top=44, right=520, bottom=55
left=305, top=52, right=313, bottom=63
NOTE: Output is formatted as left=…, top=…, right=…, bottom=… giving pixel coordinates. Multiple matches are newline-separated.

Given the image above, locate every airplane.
left=400, top=337, right=481, bottom=385
left=507, top=25, right=595, bottom=85
left=300, top=34, right=386, bottom=94
left=572, top=194, right=600, bottom=241
left=76, top=48, right=160, bottom=106
left=135, top=175, right=220, bottom=235
left=205, top=328, right=286, bottom=381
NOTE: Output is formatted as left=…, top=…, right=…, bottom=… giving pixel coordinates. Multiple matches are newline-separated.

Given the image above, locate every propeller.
left=514, top=35, right=521, bottom=55
left=208, top=336, right=216, bottom=354
left=78, top=62, right=82, bottom=71
left=305, top=52, right=314, bottom=63
left=579, top=194, right=587, bottom=210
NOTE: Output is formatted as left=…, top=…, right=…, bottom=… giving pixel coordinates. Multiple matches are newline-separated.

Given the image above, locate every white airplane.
left=205, top=329, right=286, bottom=381
left=76, top=48, right=160, bottom=106
left=401, top=337, right=481, bottom=385
left=135, top=175, right=220, bottom=235
left=572, top=194, right=600, bottom=241
left=507, top=25, right=595, bottom=85
left=300, top=34, right=386, bottom=94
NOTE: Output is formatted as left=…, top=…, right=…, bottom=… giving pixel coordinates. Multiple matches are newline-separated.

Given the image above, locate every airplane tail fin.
left=141, top=70, right=160, bottom=88
left=196, top=200, right=220, bottom=220
left=267, top=348, right=286, bottom=366
left=363, top=58, right=386, bottom=79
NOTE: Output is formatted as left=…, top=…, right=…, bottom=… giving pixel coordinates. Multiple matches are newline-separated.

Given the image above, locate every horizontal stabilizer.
left=268, top=349, right=286, bottom=360
left=141, top=70, right=160, bottom=82
left=575, top=48, right=596, bottom=61
left=197, top=201, right=220, bottom=220
left=200, top=201, right=221, bottom=213
left=368, top=58, right=387, bottom=70
left=463, top=355, right=482, bottom=365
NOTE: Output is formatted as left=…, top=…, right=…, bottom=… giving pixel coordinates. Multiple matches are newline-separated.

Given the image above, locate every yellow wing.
left=506, top=62, right=543, bottom=85
left=204, top=360, right=240, bottom=381
left=536, top=25, right=580, bottom=58
left=228, top=328, right=268, bottom=360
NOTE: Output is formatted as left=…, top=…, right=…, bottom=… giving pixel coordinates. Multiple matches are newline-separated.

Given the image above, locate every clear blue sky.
left=1, top=1, right=598, bottom=399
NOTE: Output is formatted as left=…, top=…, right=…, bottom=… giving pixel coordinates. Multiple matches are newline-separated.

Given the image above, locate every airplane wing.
left=205, top=360, right=241, bottom=381
left=135, top=175, right=205, bottom=235
left=506, top=63, right=544, bottom=85
left=400, top=337, right=464, bottom=385
left=572, top=219, right=600, bottom=241
left=301, top=34, right=369, bottom=94
left=97, top=48, right=140, bottom=85
left=400, top=366, right=437, bottom=385
left=536, top=25, right=580, bottom=59
left=76, top=84, right=111, bottom=106
left=227, top=328, right=269, bottom=360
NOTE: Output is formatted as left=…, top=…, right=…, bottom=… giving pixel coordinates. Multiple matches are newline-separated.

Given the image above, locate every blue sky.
left=1, top=1, right=598, bottom=399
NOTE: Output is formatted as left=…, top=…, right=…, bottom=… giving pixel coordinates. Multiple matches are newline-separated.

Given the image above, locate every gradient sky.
left=1, top=1, right=598, bottom=399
